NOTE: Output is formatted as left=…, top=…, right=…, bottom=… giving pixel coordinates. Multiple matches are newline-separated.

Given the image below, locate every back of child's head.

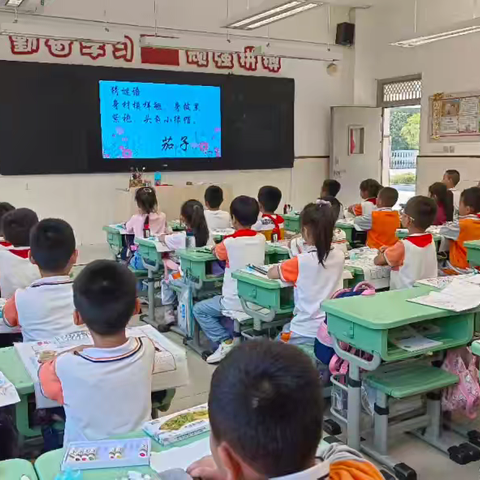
left=73, top=260, right=136, bottom=336
left=0, top=203, right=14, bottom=236
left=230, top=196, right=260, bottom=228
left=320, top=195, right=341, bottom=221
left=461, top=187, right=480, bottom=213
left=204, top=185, right=224, bottom=209
left=322, top=179, right=341, bottom=197
left=209, top=340, right=323, bottom=478
left=300, top=202, right=335, bottom=265
left=378, top=187, right=399, bottom=208
left=2, top=208, right=38, bottom=247
left=405, top=196, right=437, bottom=230
left=135, top=187, right=157, bottom=214
left=180, top=199, right=209, bottom=247
left=258, top=186, right=282, bottom=213
left=429, top=182, right=453, bottom=222
left=359, top=178, right=382, bottom=198
left=444, top=169, right=460, bottom=187
left=30, top=219, right=76, bottom=273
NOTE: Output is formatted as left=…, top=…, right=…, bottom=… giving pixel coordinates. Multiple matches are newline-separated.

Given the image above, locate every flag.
left=141, top=47, right=180, bottom=66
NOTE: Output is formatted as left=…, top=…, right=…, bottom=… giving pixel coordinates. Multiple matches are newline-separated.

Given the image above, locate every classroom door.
left=330, top=106, right=382, bottom=208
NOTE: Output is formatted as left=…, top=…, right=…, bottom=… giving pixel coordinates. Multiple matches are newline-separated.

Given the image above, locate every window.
left=378, top=75, right=422, bottom=108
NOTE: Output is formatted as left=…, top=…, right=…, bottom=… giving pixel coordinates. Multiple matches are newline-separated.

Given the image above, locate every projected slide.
left=99, top=81, right=221, bottom=159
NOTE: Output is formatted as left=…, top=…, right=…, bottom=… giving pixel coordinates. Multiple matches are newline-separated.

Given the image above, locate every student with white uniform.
left=0, top=208, right=40, bottom=299
left=375, top=196, right=438, bottom=290
left=268, top=202, right=344, bottom=346
left=4, top=219, right=82, bottom=341
left=443, top=169, right=461, bottom=216
left=193, top=196, right=266, bottom=364
left=204, top=185, right=231, bottom=231
left=39, top=260, right=154, bottom=443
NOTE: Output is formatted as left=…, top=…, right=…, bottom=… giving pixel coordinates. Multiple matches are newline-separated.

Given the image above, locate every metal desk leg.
left=16, top=394, right=41, bottom=438
left=374, top=390, right=388, bottom=456
left=347, top=363, right=362, bottom=451
left=148, top=269, right=155, bottom=324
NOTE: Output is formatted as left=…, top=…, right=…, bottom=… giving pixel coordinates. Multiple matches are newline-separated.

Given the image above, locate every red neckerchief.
left=225, top=229, right=258, bottom=240
left=0, top=241, right=11, bottom=247
left=405, top=233, right=433, bottom=248
left=366, top=198, right=377, bottom=205
left=9, top=248, right=30, bottom=259
left=262, top=214, right=284, bottom=239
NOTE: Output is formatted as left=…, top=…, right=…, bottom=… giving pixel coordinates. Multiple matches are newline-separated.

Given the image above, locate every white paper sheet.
left=389, top=326, right=443, bottom=352
left=0, top=372, right=20, bottom=407
left=150, top=436, right=211, bottom=473
left=345, top=247, right=390, bottom=289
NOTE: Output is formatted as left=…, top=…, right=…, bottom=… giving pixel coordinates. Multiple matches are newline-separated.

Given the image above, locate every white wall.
left=0, top=5, right=355, bottom=245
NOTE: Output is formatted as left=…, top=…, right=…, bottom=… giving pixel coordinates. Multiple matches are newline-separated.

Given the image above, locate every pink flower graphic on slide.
left=199, top=142, right=209, bottom=152
left=122, top=149, right=133, bottom=158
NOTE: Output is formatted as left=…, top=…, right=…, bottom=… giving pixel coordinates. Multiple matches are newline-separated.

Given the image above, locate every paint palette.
left=62, top=438, right=151, bottom=471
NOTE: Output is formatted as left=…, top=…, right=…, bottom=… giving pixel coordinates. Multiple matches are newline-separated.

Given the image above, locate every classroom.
left=1, top=0, right=480, bottom=479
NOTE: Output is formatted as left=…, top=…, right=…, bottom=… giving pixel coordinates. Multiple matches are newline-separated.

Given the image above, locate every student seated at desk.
left=3, top=219, right=82, bottom=342
left=268, top=202, right=344, bottom=347
left=252, top=186, right=285, bottom=241
left=443, top=169, right=461, bottom=216
left=320, top=179, right=344, bottom=219
left=204, top=185, right=231, bottom=231
left=0, top=208, right=40, bottom=299
left=193, top=196, right=266, bottom=364
left=0, top=202, right=14, bottom=247
left=39, top=260, right=154, bottom=444
left=354, top=187, right=400, bottom=250
left=348, top=178, right=382, bottom=217
left=375, top=196, right=438, bottom=290
left=160, top=200, right=211, bottom=328
left=429, top=182, right=453, bottom=225
left=187, top=341, right=383, bottom=480
left=127, top=187, right=167, bottom=269
left=440, top=186, right=480, bottom=274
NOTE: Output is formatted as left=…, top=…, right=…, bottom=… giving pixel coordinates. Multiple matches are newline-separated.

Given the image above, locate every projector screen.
left=99, top=81, right=221, bottom=159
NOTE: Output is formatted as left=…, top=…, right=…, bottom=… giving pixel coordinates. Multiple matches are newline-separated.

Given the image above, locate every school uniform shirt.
left=0, top=247, right=40, bottom=299
left=433, top=203, right=447, bottom=226
left=450, top=188, right=461, bottom=216
left=204, top=209, right=231, bottom=231
left=383, top=233, right=438, bottom=290
left=440, top=214, right=480, bottom=271
left=3, top=276, right=81, bottom=342
left=352, top=198, right=376, bottom=217
left=215, top=230, right=266, bottom=312
left=279, top=246, right=344, bottom=338
left=354, top=207, right=400, bottom=250
left=252, top=213, right=285, bottom=241
left=39, top=337, right=155, bottom=444
left=126, top=212, right=167, bottom=238
left=163, top=231, right=214, bottom=251
left=270, top=443, right=384, bottom=480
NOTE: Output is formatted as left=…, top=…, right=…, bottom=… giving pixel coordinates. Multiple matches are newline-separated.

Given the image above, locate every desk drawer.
left=137, top=243, right=159, bottom=263
left=328, top=313, right=474, bottom=362
left=106, top=231, right=123, bottom=249
left=237, top=281, right=287, bottom=310
left=284, top=217, right=300, bottom=233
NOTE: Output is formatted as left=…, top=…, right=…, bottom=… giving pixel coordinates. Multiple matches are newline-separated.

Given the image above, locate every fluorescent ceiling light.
left=4, top=0, right=26, bottom=6
left=0, top=22, right=125, bottom=44
left=225, top=1, right=322, bottom=30
left=392, top=19, right=480, bottom=47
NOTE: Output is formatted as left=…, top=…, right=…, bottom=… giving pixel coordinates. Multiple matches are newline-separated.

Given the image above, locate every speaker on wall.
left=336, top=22, right=355, bottom=46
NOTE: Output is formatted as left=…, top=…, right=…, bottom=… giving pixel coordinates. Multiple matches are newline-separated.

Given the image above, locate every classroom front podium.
left=127, top=184, right=233, bottom=221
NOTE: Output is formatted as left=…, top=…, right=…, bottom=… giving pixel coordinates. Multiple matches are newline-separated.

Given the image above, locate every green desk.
left=168, top=219, right=186, bottom=232
left=103, top=225, right=130, bottom=261
left=265, top=243, right=290, bottom=265
left=177, top=248, right=223, bottom=290
left=323, top=286, right=474, bottom=450
left=0, top=347, right=39, bottom=438
left=472, top=339, right=480, bottom=357
left=336, top=221, right=355, bottom=244
left=283, top=213, right=300, bottom=233
left=34, top=431, right=209, bottom=480
left=465, top=240, right=480, bottom=267
left=0, top=459, right=38, bottom=479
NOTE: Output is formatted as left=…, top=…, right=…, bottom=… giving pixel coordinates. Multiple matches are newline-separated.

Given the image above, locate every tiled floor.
left=80, top=244, right=480, bottom=480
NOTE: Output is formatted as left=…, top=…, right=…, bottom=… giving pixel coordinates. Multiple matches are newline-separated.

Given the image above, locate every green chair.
left=0, top=459, right=38, bottom=479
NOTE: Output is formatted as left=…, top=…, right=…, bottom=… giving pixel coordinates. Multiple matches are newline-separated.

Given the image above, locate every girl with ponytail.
left=267, top=202, right=345, bottom=346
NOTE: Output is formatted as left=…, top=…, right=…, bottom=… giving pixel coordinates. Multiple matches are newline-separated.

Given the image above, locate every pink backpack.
left=442, top=347, right=480, bottom=419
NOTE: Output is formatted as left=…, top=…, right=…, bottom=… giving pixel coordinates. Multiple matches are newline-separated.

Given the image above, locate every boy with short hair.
left=39, top=260, right=154, bottom=443
left=375, top=196, right=438, bottom=289
left=204, top=185, right=231, bottom=231
left=320, top=179, right=344, bottom=219
left=348, top=179, right=382, bottom=217
left=0, top=208, right=40, bottom=299
left=187, top=341, right=383, bottom=480
left=354, top=187, right=400, bottom=249
left=443, top=169, right=461, bottom=214
left=440, top=186, right=480, bottom=273
left=3, top=218, right=81, bottom=342
left=253, top=185, right=285, bottom=241
left=194, top=196, right=266, bottom=364
left=0, top=202, right=15, bottom=247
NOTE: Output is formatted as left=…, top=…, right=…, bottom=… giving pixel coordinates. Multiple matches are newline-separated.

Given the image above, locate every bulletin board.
left=430, top=91, right=480, bottom=142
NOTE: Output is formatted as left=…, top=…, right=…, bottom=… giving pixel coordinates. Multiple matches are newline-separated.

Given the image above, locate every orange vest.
left=367, top=210, right=400, bottom=249
left=449, top=217, right=480, bottom=269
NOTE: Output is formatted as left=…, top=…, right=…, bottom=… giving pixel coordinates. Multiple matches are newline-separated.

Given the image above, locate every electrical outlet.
left=449, top=145, right=455, bottom=153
